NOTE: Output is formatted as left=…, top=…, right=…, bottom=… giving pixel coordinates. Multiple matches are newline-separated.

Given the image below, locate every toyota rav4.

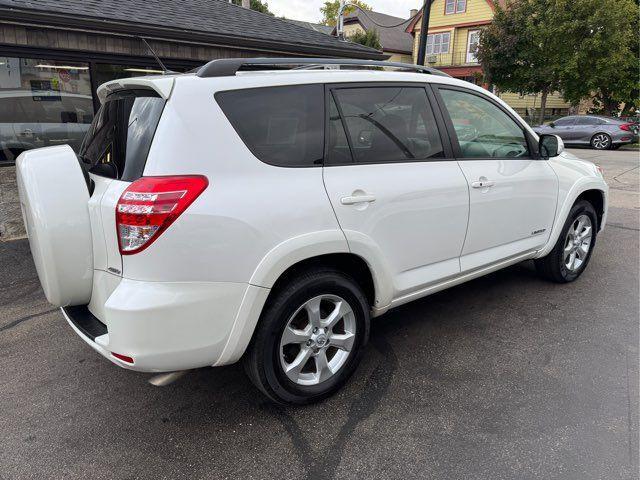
left=17, top=59, right=608, bottom=404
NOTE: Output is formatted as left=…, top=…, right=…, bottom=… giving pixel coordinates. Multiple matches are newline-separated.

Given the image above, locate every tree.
left=557, top=0, right=638, bottom=116
left=350, top=29, right=382, bottom=50
left=477, top=0, right=565, bottom=124
left=320, top=0, right=372, bottom=26
left=232, top=0, right=273, bottom=15
left=479, top=0, right=639, bottom=120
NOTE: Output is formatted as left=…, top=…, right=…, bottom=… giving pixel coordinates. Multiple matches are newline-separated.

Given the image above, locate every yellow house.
left=407, top=0, right=572, bottom=117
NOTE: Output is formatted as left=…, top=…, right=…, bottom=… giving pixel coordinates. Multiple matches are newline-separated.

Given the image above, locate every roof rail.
left=196, top=57, right=450, bottom=78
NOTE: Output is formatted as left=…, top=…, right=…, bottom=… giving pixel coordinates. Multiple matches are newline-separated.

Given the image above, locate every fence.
left=424, top=52, right=480, bottom=68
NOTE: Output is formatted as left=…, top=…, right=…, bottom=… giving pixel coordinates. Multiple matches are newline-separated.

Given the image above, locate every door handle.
left=471, top=179, right=495, bottom=188
left=341, top=193, right=376, bottom=205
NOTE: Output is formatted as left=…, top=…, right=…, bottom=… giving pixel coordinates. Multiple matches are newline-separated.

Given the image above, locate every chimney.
left=242, top=0, right=250, bottom=8
left=410, top=8, right=418, bottom=18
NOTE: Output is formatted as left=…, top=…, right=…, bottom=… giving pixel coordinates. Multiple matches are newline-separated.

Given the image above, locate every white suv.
left=17, top=59, right=608, bottom=404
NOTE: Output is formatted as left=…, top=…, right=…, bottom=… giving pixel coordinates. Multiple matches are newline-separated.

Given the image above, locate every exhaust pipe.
left=148, top=370, right=189, bottom=387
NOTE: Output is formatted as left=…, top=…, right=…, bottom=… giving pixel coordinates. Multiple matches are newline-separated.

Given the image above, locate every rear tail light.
left=116, top=175, right=208, bottom=255
left=620, top=123, right=633, bottom=131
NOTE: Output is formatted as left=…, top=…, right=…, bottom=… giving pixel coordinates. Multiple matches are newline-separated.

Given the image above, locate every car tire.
left=534, top=200, right=598, bottom=283
left=590, top=133, right=612, bottom=150
left=243, top=268, right=370, bottom=405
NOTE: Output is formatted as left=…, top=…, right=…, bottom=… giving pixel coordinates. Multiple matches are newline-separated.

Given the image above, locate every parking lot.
left=0, top=148, right=638, bottom=480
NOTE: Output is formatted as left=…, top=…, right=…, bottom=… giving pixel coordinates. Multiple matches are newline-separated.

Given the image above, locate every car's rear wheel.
left=534, top=200, right=597, bottom=283
left=590, top=133, right=612, bottom=150
left=243, top=268, right=369, bottom=405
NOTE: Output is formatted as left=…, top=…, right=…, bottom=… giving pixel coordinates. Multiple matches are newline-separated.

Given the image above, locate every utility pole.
left=416, top=0, right=433, bottom=66
left=337, top=0, right=346, bottom=39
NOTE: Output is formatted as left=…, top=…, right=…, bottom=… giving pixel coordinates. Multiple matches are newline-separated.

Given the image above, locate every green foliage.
left=556, top=0, right=638, bottom=115
left=350, top=29, right=382, bottom=50
left=320, top=0, right=372, bottom=26
left=477, top=0, right=564, bottom=123
left=232, top=0, right=273, bottom=15
left=478, top=0, right=639, bottom=118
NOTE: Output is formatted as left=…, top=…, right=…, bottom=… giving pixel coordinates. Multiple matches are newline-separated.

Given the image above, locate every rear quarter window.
left=215, top=84, right=324, bottom=167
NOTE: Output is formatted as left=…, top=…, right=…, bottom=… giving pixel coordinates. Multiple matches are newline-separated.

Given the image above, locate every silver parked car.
left=0, top=90, right=94, bottom=163
left=534, top=115, right=639, bottom=150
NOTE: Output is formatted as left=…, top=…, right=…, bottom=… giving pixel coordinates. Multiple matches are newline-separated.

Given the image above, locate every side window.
left=0, top=97, right=23, bottom=123
left=216, top=84, right=324, bottom=167
left=427, top=32, right=451, bottom=55
left=329, top=87, right=444, bottom=164
left=553, top=117, right=575, bottom=126
left=439, top=88, right=530, bottom=158
left=575, top=117, right=597, bottom=126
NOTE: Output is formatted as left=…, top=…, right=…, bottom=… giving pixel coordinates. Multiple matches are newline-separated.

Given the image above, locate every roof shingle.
left=342, top=10, right=413, bottom=54
left=0, top=0, right=383, bottom=58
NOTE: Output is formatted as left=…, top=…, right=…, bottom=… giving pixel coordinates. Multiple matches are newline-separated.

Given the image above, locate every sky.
left=265, top=0, right=423, bottom=23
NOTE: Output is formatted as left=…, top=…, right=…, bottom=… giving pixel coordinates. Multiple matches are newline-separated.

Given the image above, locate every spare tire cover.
left=16, top=145, right=93, bottom=307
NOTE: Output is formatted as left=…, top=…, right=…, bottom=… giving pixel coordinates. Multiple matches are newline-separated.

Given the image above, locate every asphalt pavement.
left=0, top=148, right=638, bottom=480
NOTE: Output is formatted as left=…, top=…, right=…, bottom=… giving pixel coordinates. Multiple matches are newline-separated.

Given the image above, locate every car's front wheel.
left=244, top=268, right=370, bottom=405
left=591, top=133, right=612, bottom=150
left=535, top=200, right=597, bottom=283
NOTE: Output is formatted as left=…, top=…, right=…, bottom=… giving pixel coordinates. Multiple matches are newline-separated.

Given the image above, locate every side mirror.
left=539, top=134, right=564, bottom=159
left=548, top=122, right=555, bottom=128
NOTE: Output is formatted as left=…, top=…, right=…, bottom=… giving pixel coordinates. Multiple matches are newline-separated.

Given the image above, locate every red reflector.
left=116, top=175, right=208, bottom=255
left=111, top=352, right=134, bottom=364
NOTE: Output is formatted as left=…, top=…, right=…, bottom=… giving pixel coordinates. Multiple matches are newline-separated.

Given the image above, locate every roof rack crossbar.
left=196, top=58, right=450, bottom=78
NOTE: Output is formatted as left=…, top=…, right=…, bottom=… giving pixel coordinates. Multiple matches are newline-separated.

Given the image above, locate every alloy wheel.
left=563, top=214, right=593, bottom=271
left=279, top=295, right=356, bottom=386
left=592, top=134, right=610, bottom=149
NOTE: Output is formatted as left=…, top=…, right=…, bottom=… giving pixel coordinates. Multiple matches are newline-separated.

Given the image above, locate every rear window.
left=79, top=89, right=165, bottom=181
left=215, top=85, right=324, bottom=167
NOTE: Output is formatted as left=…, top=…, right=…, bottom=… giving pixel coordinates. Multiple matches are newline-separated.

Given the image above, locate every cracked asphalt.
left=0, top=149, right=638, bottom=480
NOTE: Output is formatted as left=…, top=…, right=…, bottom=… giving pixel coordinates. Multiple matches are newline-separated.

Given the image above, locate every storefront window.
left=0, top=57, right=93, bottom=163
left=94, top=64, right=165, bottom=87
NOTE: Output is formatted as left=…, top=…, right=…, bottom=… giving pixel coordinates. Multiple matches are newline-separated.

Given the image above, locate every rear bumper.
left=63, top=277, right=269, bottom=372
left=613, top=133, right=638, bottom=145
left=62, top=305, right=108, bottom=341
